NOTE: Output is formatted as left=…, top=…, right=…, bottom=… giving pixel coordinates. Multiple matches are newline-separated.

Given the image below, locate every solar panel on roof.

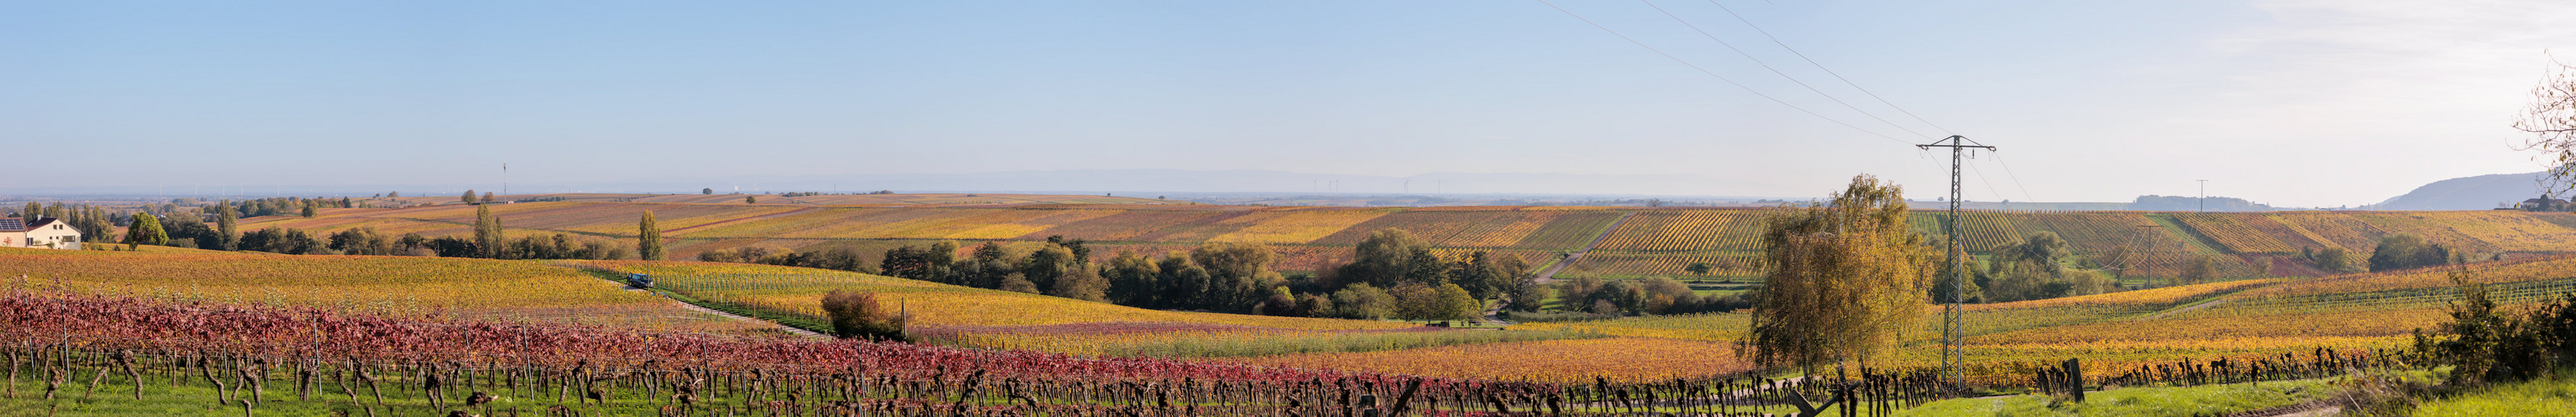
left=0, top=219, right=22, bottom=232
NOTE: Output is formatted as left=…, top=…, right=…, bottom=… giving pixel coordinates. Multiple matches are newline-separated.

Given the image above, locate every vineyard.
left=0, top=291, right=2014, bottom=416
left=226, top=197, right=2576, bottom=283
left=1513, top=255, right=2576, bottom=384
left=15, top=213, right=2576, bottom=414
left=0, top=248, right=769, bottom=334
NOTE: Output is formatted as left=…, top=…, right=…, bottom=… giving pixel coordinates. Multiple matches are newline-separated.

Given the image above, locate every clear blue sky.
left=5, top=1, right=2568, bottom=206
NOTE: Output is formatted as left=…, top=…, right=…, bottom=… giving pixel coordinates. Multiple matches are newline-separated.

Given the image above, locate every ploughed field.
left=249, top=198, right=2576, bottom=279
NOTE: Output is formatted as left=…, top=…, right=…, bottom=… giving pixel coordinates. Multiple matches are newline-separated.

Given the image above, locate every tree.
left=2180, top=255, right=2217, bottom=284
left=997, top=273, right=1040, bottom=294
left=473, top=204, right=503, bottom=259
left=1993, top=231, right=2071, bottom=279
left=820, top=290, right=907, bottom=341
left=1931, top=241, right=1984, bottom=303
left=1435, top=283, right=1480, bottom=321
left=1339, top=229, right=1429, bottom=289
left=1190, top=243, right=1282, bottom=311
left=702, top=188, right=714, bottom=195
left=123, top=212, right=169, bottom=249
left=300, top=203, right=317, bottom=219
left=2305, top=246, right=2362, bottom=274
left=216, top=200, right=239, bottom=251
left=1294, top=293, right=1335, bottom=317
left=2369, top=234, right=2453, bottom=272
left=1740, top=174, right=1933, bottom=371
left=1685, top=262, right=1713, bottom=276
left=1505, top=279, right=1549, bottom=312
left=461, top=189, right=477, bottom=205
left=1020, top=244, right=1083, bottom=295
left=1555, top=276, right=1604, bottom=313
left=1389, top=283, right=1444, bottom=320
left=746, top=196, right=757, bottom=203
left=637, top=211, right=664, bottom=260
left=1104, top=251, right=1162, bottom=307
left=1331, top=283, right=1395, bottom=319
left=1160, top=254, right=1215, bottom=309
left=481, top=192, right=496, bottom=204
left=387, top=191, right=400, bottom=198
left=2514, top=58, right=2576, bottom=196
left=1049, top=263, right=1109, bottom=302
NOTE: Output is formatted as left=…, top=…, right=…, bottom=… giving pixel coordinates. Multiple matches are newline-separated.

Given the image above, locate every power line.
left=1532, top=0, right=1914, bottom=145
left=1988, top=150, right=2041, bottom=203
left=1705, top=0, right=1957, bottom=135
left=1638, top=0, right=1935, bottom=138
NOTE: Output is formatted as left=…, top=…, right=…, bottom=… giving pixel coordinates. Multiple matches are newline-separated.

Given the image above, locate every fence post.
left=2061, top=359, right=2083, bottom=403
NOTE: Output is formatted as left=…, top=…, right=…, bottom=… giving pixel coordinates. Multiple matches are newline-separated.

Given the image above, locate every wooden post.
left=2062, top=359, right=2084, bottom=403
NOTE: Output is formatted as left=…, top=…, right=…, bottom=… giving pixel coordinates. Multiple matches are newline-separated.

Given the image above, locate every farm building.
left=0, top=218, right=82, bottom=249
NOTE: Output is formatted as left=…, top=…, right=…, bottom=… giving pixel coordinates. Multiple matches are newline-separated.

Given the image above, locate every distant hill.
left=2370, top=172, right=2553, bottom=210
left=2129, top=195, right=2273, bottom=212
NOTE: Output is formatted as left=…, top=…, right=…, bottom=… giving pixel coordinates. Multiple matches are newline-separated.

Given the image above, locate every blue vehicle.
left=626, top=274, right=653, bottom=289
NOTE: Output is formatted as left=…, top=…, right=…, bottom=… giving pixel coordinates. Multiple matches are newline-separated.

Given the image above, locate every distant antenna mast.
left=503, top=163, right=509, bottom=198
left=2197, top=179, right=2209, bottom=213
left=1918, top=135, right=1993, bottom=379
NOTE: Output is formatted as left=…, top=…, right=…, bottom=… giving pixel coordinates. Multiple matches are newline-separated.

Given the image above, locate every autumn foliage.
left=821, top=289, right=907, bottom=341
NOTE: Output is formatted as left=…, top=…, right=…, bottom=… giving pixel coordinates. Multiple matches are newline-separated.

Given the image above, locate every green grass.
left=1894, top=379, right=2336, bottom=417
left=2415, top=372, right=2576, bottom=417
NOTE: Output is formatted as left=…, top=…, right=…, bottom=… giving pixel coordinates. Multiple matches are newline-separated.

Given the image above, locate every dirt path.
left=663, top=207, right=823, bottom=234
left=2140, top=279, right=2289, bottom=320
left=2145, top=297, right=2231, bottom=320
left=636, top=289, right=833, bottom=339
left=1533, top=211, right=1638, bottom=283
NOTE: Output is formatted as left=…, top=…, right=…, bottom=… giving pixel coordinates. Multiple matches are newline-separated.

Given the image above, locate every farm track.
left=663, top=207, right=826, bottom=234
left=560, top=263, right=831, bottom=338
left=2141, top=281, right=2279, bottom=320
left=634, top=288, right=831, bottom=339
left=1535, top=211, right=1638, bottom=282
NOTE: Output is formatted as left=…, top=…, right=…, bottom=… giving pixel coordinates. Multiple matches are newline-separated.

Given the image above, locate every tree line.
left=20, top=198, right=626, bottom=261
left=694, top=230, right=1539, bottom=321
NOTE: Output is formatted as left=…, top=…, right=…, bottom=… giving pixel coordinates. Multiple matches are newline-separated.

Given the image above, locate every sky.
left=4, top=0, right=2572, bottom=207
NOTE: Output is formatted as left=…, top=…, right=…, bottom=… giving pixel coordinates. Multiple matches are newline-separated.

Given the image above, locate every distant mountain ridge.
left=2369, top=172, right=2554, bottom=210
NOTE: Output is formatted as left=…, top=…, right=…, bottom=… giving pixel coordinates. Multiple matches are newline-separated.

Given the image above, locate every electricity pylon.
left=1918, top=135, right=1994, bottom=378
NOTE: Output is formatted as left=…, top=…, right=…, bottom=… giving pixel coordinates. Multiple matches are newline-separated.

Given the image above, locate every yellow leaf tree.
left=1740, top=174, right=1934, bottom=371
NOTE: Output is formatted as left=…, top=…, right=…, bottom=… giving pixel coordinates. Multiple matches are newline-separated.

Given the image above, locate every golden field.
left=234, top=197, right=2576, bottom=280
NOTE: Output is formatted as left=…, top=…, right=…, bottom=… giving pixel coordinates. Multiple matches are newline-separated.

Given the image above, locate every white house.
left=1, top=218, right=82, bottom=249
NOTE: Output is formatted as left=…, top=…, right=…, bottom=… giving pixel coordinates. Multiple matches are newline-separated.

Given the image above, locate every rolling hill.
left=235, top=196, right=2576, bottom=281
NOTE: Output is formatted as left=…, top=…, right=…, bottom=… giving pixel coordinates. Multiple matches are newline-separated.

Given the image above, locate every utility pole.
left=503, top=163, right=510, bottom=198
left=1918, top=134, right=1994, bottom=379
left=2197, top=179, right=2208, bottom=213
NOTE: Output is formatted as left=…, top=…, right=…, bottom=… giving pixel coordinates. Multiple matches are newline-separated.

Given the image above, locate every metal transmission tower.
left=1918, top=135, right=1993, bottom=376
